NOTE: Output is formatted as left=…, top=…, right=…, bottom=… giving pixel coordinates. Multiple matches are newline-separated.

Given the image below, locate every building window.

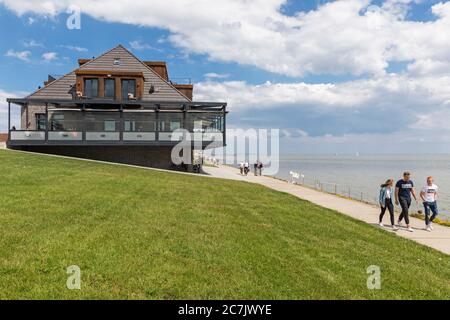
left=187, top=113, right=224, bottom=133
left=104, top=78, right=115, bottom=99
left=113, top=58, right=120, bottom=65
left=124, top=114, right=156, bottom=132
left=124, top=120, right=136, bottom=132
left=84, top=78, right=99, bottom=98
left=51, top=114, right=65, bottom=131
left=121, top=79, right=136, bottom=100
left=158, top=113, right=183, bottom=132
left=104, top=120, right=116, bottom=132
left=170, top=121, right=181, bottom=131
left=35, top=113, right=46, bottom=131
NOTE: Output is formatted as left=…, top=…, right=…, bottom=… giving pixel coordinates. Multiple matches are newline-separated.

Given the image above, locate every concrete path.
left=203, top=165, right=450, bottom=255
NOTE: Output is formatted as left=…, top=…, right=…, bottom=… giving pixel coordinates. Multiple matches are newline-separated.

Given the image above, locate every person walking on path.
left=239, top=162, right=244, bottom=175
left=254, top=162, right=258, bottom=176
left=395, top=171, right=418, bottom=232
left=244, top=162, right=250, bottom=176
left=379, top=179, right=398, bottom=230
left=257, top=161, right=263, bottom=176
left=420, top=176, right=439, bottom=232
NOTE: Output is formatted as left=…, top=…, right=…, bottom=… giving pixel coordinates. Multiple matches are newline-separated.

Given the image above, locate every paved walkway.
left=203, top=165, right=450, bottom=255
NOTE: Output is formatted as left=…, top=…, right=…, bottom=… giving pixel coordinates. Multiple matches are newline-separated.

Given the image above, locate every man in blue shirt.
left=395, top=171, right=418, bottom=232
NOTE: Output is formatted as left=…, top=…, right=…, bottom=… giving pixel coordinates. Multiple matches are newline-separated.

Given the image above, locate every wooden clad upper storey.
left=27, top=45, right=191, bottom=102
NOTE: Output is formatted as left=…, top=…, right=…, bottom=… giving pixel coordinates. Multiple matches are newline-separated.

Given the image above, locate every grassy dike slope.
left=0, top=150, right=449, bottom=299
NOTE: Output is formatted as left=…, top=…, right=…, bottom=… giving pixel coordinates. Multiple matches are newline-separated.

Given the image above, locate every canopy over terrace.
left=6, top=98, right=227, bottom=147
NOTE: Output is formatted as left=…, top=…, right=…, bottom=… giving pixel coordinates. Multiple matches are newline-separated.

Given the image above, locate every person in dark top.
left=254, top=162, right=258, bottom=176
left=257, top=161, right=263, bottom=176
left=395, top=171, right=418, bottom=232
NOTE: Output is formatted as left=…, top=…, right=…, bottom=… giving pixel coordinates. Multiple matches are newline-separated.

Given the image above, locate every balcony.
left=8, top=129, right=223, bottom=147
left=6, top=99, right=227, bottom=148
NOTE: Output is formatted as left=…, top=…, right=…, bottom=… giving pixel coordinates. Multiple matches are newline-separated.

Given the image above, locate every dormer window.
left=121, top=79, right=136, bottom=100
left=113, top=58, right=120, bottom=65
left=104, top=78, right=115, bottom=99
left=84, top=78, right=99, bottom=98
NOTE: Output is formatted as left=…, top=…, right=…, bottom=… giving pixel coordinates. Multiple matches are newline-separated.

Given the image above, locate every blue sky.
left=1, top=0, right=450, bottom=154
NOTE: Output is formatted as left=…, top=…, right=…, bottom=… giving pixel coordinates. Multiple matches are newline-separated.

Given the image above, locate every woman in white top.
left=420, top=176, right=439, bottom=232
left=243, top=162, right=249, bottom=175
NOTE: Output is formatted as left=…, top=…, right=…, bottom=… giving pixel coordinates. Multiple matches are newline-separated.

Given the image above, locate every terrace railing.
left=8, top=129, right=224, bottom=144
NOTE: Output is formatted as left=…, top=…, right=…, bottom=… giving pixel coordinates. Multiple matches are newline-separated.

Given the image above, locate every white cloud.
left=1, top=0, right=450, bottom=77
left=22, top=39, right=43, bottom=47
left=129, top=40, right=156, bottom=51
left=194, top=78, right=377, bottom=110
left=42, top=52, right=58, bottom=61
left=60, top=45, right=88, bottom=52
left=4, top=49, right=31, bottom=61
left=194, top=73, right=450, bottom=138
left=0, top=89, right=23, bottom=132
left=407, top=59, right=450, bottom=76
left=204, top=73, right=230, bottom=79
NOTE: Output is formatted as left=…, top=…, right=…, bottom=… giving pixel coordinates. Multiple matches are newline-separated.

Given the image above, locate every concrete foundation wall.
left=15, top=146, right=182, bottom=170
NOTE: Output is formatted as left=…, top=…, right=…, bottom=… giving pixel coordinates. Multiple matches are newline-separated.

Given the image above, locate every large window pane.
left=49, top=111, right=83, bottom=131
left=124, top=113, right=156, bottom=131
left=84, top=112, right=120, bottom=131
left=104, top=120, right=116, bottom=131
left=104, top=78, right=115, bottom=99
left=35, top=113, right=46, bottom=131
left=158, top=113, right=183, bottom=132
left=51, top=114, right=64, bottom=131
left=84, top=78, right=99, bottom=98
left=121, top=79, right=136, bottom=100
left=186, top=113, right=224, bottom=132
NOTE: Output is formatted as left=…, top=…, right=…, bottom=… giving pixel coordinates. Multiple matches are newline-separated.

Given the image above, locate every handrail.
left=289, top=171, right=379, bottom=204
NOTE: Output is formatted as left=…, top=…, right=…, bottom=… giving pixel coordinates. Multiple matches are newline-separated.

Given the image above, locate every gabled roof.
left=27, top=45, right=191, bottom=102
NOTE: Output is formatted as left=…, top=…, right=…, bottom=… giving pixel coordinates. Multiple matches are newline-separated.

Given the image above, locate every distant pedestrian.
left=254, top=162, right=258, bottom=176
left=257, top=161, right=263, bottom=176
left=244, top=162, right=249, bottom=176
left=239, top=162, right=244, bottom=175
left=420, top=176, right=439, bottom=232
left=378, top=179, right=398, bottom=230
left=395, top=171, right=418, bottom=232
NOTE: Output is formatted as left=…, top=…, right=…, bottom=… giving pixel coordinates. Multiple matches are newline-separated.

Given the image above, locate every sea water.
left=276, top=154, right=450, bottom=221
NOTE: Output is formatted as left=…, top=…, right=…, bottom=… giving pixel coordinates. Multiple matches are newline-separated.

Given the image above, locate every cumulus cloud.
left=22, top=39, right=43, bottom=47
left=60, top=45, right=88, bottom=52
left=4, top=49, right=31, bottom=61
left=42, top=52, right=58, bottom=61
left=204, top=73, right=230, bottom=79
left=194, top=74, right=450, bottom=137
left=129, top=40, right=157, bottom=51
left=0, top=89, right=23, bottom=132
left=1, top=0, right=450, bottom=77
